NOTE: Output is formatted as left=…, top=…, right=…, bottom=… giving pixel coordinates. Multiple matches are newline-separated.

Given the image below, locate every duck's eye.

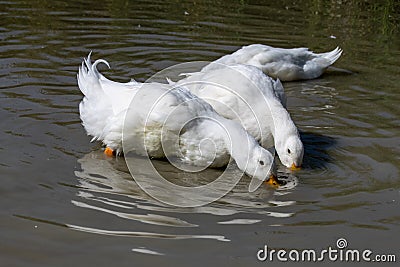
left=287, top=149, right=291, bottom=154
left=259, top=160, right=264, bottom=166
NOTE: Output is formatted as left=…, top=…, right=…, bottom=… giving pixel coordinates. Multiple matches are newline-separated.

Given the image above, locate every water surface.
left=1, top=0, right=399, bottom=266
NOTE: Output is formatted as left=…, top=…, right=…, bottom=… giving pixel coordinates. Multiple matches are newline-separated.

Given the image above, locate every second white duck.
left=176, top=64, right=303, bottom=169
left=202, top=44, right=343, bottom=81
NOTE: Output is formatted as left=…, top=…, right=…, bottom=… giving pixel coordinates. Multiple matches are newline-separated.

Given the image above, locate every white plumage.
left=77, top=53, right=276, bottom=181
left=202, top=44, right=343, bottom=81
left=176, top=64, right=303, bottom=168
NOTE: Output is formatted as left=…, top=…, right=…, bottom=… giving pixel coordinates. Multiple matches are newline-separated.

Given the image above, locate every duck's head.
left=240, top=145, right=277, bottom=183
left=277, top=135, right=304, bottom=170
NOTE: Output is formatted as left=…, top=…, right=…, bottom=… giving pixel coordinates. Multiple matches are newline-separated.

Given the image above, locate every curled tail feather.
left=320, top=46, right=343, bottom=65
left=77, top=52, right=110, bottom=97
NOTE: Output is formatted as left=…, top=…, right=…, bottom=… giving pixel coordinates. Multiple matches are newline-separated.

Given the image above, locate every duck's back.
left=177, top=64, right=284, bottom=147
left=202, top=44, right=342, bottom=81
left=122, top=83, right=224, bottom=159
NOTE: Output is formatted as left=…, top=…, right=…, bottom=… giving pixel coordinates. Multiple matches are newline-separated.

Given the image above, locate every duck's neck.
left=269, top=101, right=298, bottom=147
left=216, top=117, right=258, bottom=171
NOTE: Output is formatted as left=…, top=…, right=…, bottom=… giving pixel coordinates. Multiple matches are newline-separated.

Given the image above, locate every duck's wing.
left=199, top=45, right=266, bottom=73
left=200, top=44, right=343, bottom=81
left=98, top=77, right=139, bottom=116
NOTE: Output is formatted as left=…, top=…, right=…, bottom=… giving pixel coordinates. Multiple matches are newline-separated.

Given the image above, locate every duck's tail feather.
left=320, top=46, right=343, bottom=65
left=77, top=52, right=110, bottom=97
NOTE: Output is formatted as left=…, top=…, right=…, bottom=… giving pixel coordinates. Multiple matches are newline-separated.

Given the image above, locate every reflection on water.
left=1, top=0, right=400, bottom=266
left=68, top=224, right=230, bottom=242
left=74, top=151, right=296, bottom=222
left=131, top=247, right=165, bottom=256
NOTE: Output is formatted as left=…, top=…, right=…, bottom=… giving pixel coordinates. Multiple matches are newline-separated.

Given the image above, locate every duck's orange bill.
left=290, top=163, right=301, bottom=171
left=265, top=174, right=280, bottom=187
left=104, top=147, right=114, bottom=157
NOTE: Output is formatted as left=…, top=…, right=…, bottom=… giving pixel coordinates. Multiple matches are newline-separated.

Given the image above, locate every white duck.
left=201, top=44, right=343, bottom=81
left=77, top=54, right=278, bottom=184
left=176, top=64, right=303, bottom=169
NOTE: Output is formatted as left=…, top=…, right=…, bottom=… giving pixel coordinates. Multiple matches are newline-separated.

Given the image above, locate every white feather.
left=177, top=64, right=303, bottom=168
left=201, top=44, right=343, bottom=81
left=77, top=54, right=276, bottom=181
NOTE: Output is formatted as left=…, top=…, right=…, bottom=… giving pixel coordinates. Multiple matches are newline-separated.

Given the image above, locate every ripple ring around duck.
left=122, top=62, right=276, bottom=207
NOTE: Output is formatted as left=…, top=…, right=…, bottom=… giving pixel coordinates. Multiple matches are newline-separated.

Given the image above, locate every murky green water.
left=1, top=0, right=399, bottom=266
